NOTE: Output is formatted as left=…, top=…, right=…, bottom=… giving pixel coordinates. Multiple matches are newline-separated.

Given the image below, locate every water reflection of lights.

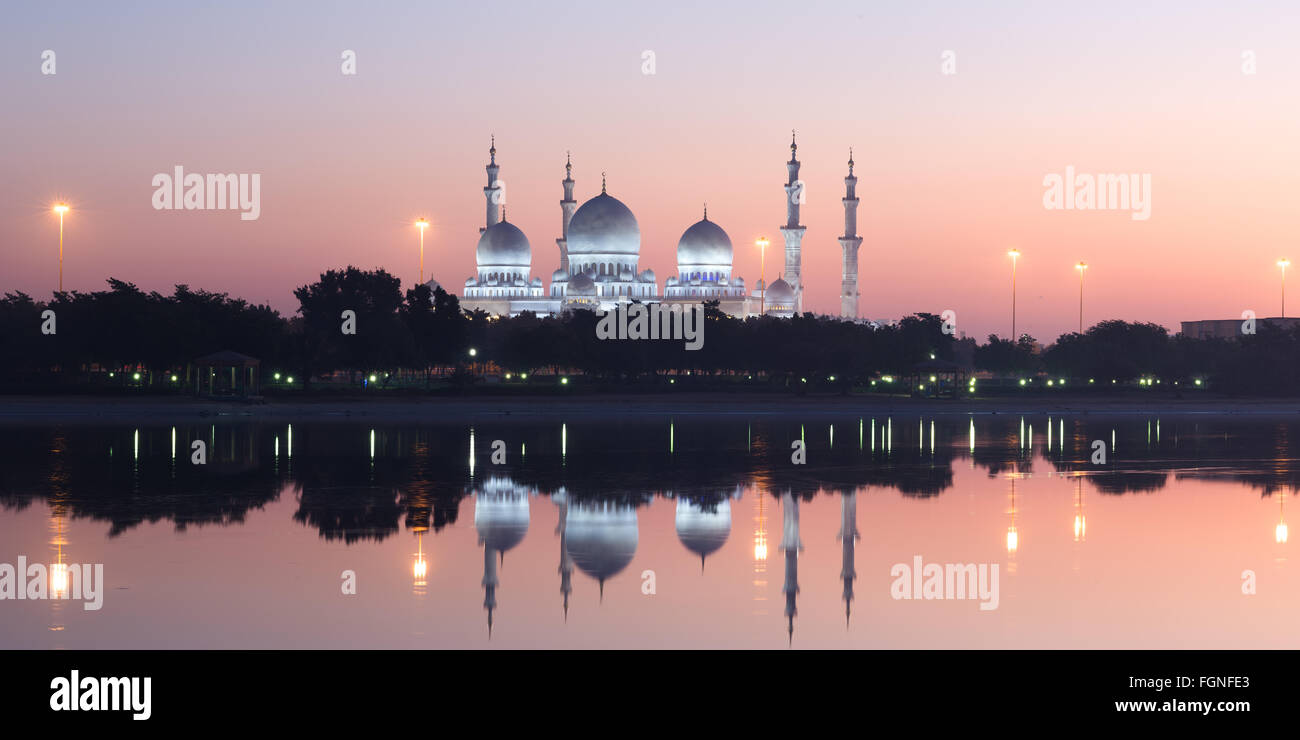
left=1277, top=490, right=1288, bottom=545
left=1073, top=476, right=1087, bottom=543
left=752, top=491, right=768, bottom=615
left=412, top=531, right=428, bottom=595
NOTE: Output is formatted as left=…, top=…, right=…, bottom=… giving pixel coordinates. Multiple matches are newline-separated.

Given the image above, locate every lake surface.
left=1, top=412, right=1296, bottom=648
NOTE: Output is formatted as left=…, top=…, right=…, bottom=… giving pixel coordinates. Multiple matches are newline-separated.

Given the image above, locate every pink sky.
left=3, top=1, right=1299, bottom=340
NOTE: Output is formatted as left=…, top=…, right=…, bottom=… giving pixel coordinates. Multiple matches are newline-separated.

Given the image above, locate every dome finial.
left=501, top=205, right=506, bottom=222
left=566, top=150, right=572, bottom=172
left=703, top=203, right=707, bottom=220
left=791, top=129, right=797, bottom=154
left=601, top=171, right=607, bottom=194
left=489, top=134, right=496, bottom=164
left=848, top=147, right=855, bottom=174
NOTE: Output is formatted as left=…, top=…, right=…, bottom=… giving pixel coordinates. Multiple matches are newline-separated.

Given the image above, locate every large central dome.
left=566, top=192, right=640, bottom=257
left=476, top=220, right=531, bottom=268
left=677, top=217, right=732, bottom=269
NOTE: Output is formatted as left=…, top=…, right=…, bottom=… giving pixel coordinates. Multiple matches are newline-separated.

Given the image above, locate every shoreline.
left=2, top=393, right=1300, bottom=424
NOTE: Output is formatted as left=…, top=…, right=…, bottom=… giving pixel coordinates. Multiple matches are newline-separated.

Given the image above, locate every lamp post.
left=53, top=203, right=69, bottom=292
left=756, top=237, right=769, bottom=315
left=1075, top=261, right=1088, bottom=333
left=1279, top=258, right=1291, bottom=318
left=1007, top=249, right=1020, bottom=341
left=415, top=218, right=429, bottom=285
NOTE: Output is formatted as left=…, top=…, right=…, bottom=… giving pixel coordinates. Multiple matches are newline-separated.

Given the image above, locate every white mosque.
left=456, top=133, right=865, bottom=320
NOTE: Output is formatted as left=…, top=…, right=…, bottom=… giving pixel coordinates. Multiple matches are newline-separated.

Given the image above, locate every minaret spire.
left=557, top=152, right=576, bottom=274
left=780, top=131, right=807, bottom=313
left=839, top=147, right=863, bottom=319
left=482, top=136, right=502, bottom=234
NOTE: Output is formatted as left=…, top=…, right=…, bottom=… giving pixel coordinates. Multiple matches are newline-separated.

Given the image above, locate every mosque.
left=455, top=133, right=865, bottom=320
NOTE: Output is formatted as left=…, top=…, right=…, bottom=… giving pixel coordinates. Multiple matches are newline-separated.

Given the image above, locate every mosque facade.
left=456, top=134, right=863, bottom=320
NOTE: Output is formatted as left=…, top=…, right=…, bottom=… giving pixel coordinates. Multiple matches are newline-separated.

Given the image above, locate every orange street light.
left=1075, top=261, right=1088, bottom=333
left=1007, top=249, right=1021, bottom=340
left=53, top=203, right=70, bottom=292
left=1279, top=258, right=1291, bottom=318
left=415, top=218, right=430, bottom=285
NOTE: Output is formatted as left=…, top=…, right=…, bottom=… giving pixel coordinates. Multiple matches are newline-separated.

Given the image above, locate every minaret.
left=482, top=136, right=501, bottom=234
left=557, top=152, right=576, bottom=273
left=482, top=544, right=498, bottom=638
left=780, top=131, right=807, bottom=313
left=838, top=490, right=859, bottom=625
left=556, top=493, right=573, bottom=621
left=839, top=150, right=863, bottom=319
left=779, top=492, right=804, bottom=645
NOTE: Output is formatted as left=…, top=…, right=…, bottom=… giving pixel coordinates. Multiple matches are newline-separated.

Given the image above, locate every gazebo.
left=910, top=357, right=967, bottom=398
left=194, top=351, right=261, bottom=398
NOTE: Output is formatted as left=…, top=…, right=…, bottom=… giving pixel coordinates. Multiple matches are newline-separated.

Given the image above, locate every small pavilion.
left=194, top=351, right=261, bottom=398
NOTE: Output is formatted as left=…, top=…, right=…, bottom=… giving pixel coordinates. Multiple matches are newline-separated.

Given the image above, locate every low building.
left=1180, top=317, right=1300, bottom=339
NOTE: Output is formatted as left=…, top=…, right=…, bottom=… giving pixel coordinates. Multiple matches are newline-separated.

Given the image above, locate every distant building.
left=1180, top=317, right=1300, bottom=339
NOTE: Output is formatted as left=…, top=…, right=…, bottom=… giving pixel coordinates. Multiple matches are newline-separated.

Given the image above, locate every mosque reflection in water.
left=1, top=414, right=1296, bottom=644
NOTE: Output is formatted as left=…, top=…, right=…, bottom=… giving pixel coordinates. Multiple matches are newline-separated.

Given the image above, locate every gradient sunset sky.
left=3, top=0, right=1298, bottom=341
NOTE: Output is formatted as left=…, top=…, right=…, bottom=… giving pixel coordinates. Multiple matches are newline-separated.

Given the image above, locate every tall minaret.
left=481, top=136, right=501, bottom=234
left=837, top=490, right=859, bottom=626
left=839, top=149, right=863, bottom=319
left=779, top=491, right=804, bottom=645
left=780, top=131, right=807, bottom=313
left=557, top=152, right=576, bottom=273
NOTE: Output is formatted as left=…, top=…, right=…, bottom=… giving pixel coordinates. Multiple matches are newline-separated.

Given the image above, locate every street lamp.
left=1279, top=258, right=1291, bottom=318
left=1007, top=249, right=1020, bottom=341
left=53, top=203, right=70, bottom=292
left=415, top=218, right=430, bottom=285
left=1075, top=261, right=1088, bottom=333
left=756, top=237, right=769, bottom=315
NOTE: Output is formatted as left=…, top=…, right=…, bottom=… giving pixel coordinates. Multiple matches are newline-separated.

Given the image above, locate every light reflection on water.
left=0, top=414, right=1296, bottom=649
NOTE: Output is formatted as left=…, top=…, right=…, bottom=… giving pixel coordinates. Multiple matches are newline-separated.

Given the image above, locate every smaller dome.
left=665, top=277, right=679, bottom=288
left=676, top=217, right=733, bottom=269
left=569, top=270, right=597, bottom=296
left=766, top=277, right=795, bottom=302
left=552, top=269, right=568, bottom=282
left=465, top=277, right=479, bottom=287
left=530, top=277, right=542, bottom=287
left=640, top=269, right=655, bottom=282
left=422, top=277, right=442, bottom=293
left=476, top=221, right=531, bottom=268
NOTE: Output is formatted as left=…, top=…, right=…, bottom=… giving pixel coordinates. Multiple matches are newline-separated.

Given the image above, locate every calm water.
left=1, top=413, right=1296, bottom=649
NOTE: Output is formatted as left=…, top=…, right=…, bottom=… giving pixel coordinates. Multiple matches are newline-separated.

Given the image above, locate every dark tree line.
left=1, top=269, right=1296, bottom=394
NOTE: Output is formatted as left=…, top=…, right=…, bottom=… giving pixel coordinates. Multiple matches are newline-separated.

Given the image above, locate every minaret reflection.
left=675, top=491, right=736, bottom=571
left=473, top=477, right=531, bottom=638
left=838, top=490, right=859, bottom=626
left=780, top=492, right=803, bottom=645
left=554, top=490, right=573, bottom=620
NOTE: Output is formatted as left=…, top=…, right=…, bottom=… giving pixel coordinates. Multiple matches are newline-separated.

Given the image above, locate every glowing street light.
left=52, top=203, right=70, bottom=292
left=1075, top=261, right=1088, bottom=333
left=756, top=237, right=769, bottom=315
left=415, top=218, right=430, bottom=285
left=1007, top=249, right=1021, bottom=340
left=1279, top=258, right=1291, bottom=317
